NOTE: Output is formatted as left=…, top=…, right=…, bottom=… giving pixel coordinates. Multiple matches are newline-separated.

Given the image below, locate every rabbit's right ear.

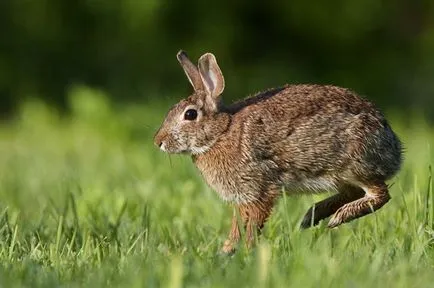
left=198, top=53, right=225, bottom=100
left=177, top=50, right=204, bottom=92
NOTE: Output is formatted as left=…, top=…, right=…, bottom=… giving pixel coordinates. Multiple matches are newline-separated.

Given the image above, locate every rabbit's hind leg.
left=300, top=184, right=365, bottom=229
left=327, top=182, right=390, bottom=228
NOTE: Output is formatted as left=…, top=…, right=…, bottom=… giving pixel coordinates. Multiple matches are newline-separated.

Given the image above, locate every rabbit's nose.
left=154, top=138, right=166, bottom=152
left=156, top=141, right=166, bottom=150
left=154, top=137, right=163, bottom=148
left=153, top=131, right=167, bottom=149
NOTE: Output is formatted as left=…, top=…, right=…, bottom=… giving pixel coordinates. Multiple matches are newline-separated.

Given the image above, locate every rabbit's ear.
left=198, top=53, right=225, bottom=99
left=177, top=50, right=204, bottom=92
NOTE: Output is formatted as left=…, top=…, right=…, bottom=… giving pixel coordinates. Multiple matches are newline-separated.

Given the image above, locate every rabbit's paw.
left=221, top=239, right=237, bottom=255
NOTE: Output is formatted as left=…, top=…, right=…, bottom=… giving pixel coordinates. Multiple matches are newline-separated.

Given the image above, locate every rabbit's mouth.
left=157, top=139, right=190, bottom=154
left=158, top=141, right=180, bottom=154
left=154, top=131, right=186, bottom=154
left=159, top=141, right=210, bottom=155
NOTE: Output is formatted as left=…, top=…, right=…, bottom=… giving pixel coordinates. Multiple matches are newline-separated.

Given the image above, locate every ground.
left=0, top=89, right=433, bottom=287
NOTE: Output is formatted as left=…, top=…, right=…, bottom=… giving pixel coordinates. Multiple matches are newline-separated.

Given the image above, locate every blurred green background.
left=1, top=0, right=434, bottom=117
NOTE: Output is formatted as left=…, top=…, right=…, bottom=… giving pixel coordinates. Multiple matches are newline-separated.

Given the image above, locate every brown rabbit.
left=154, top=51, right=403, bottom=254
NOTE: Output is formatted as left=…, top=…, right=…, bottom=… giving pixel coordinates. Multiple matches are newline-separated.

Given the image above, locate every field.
left=0, top=87, right=433, bottom=287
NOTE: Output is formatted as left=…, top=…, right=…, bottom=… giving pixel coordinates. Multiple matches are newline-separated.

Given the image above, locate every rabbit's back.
left=228, top=84, right=402, bottom=187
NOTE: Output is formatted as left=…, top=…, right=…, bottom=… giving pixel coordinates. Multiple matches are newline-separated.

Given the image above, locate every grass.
left=0, top=86, right=433, bottom=287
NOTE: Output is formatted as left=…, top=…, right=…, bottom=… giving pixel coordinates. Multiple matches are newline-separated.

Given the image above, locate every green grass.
left=0, top=87, right=433, bottom=287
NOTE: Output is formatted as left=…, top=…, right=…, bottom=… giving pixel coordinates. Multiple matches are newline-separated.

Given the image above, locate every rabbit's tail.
left=346, top=118, right=402, bottom=183
left=359, top=122, right=403, bottom=182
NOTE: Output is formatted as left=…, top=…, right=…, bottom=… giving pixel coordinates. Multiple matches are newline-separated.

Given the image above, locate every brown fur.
left=154, top=51, right=403, bottom=253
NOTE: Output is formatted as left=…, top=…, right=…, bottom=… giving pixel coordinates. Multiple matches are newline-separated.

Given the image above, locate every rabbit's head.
left=154, top=51, right=230, bottom=154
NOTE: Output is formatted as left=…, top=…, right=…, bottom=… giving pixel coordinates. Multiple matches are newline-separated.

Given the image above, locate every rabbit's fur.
left=154, top=51, right=403, bottom=253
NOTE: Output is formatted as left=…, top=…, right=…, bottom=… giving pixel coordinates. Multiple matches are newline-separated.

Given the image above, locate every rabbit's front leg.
left=239, top=196, right=277, bottom=250
left=221, top=207, right=241, bottom=254
left=221, top=204, right=263, bottom=254
left=221, top=194, right=277, bottom=254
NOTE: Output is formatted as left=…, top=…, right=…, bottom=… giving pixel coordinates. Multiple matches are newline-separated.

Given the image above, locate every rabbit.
left=154, top=50, right=403, bottom=254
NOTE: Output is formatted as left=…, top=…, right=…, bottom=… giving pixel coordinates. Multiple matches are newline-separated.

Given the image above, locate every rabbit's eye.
left=184, top=109, right=198, bottom=121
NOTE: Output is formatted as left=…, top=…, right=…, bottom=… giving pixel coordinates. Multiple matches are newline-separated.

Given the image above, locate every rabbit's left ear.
left=198, top=53, right=225, bottom=100
left=177, top=50, right=205, bottom=92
